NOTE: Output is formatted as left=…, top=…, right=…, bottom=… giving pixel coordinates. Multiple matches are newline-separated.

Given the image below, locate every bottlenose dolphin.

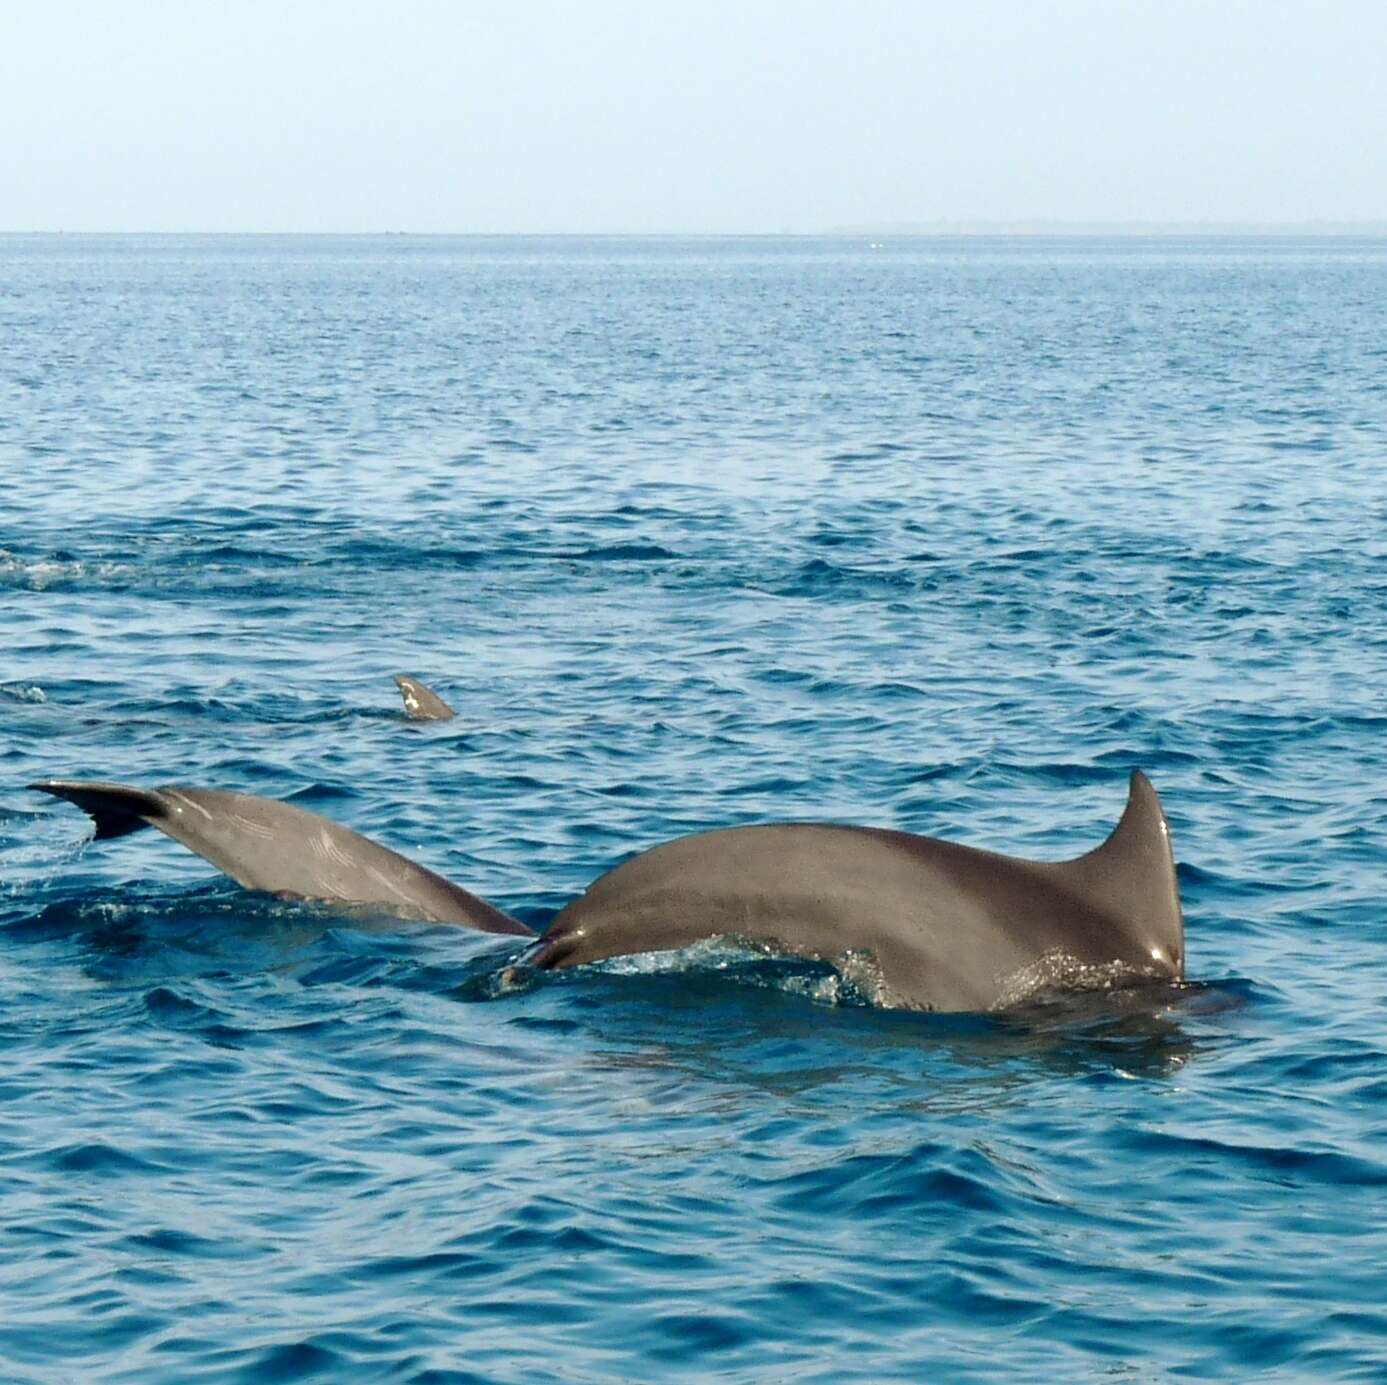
left=527, top=771, right=1183, bottom=1011
left=30, top=772, right=1182, bottom=1011
left=392, top=674, right=456, bottom=722
left=31, top=780, right=529, bottom=936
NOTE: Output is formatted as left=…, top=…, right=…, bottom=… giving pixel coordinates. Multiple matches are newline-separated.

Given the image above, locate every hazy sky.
left=3, top=0, right=1384, bottom=232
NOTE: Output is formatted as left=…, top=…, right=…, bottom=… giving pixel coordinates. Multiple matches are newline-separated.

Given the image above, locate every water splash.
left=991, top=948, right=1168, bottom=1011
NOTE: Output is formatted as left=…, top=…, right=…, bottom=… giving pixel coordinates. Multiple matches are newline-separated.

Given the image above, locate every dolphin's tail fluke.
left=392, top=675, right=457, bottom=722
left=32, top=779, right=164, bottom=842
left=30, top=779, right=532, bottom=937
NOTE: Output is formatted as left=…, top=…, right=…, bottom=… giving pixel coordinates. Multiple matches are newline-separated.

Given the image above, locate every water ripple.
left=2, top=234, right=1386, bottom=1382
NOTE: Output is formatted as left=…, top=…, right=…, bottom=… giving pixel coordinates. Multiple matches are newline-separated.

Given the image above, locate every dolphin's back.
left=531, top=772, right=1182, bottom=1011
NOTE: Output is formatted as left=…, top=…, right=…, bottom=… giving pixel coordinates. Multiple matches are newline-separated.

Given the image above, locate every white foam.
left=0, top=682, right=47, bottom=703
left=991, top=948, right=1164, bottom=1011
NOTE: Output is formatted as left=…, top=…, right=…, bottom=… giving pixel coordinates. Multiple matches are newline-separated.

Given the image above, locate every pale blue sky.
left=3, top=0, right=1384, bottom=233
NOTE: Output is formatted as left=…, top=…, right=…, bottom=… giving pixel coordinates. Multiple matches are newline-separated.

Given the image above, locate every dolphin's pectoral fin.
left=392, top=674, right=457, bottom=722
left=30, top=779, right=532, bottom=937
left=1049, top=770, right=1185, bottom=975
left=31, top=779, right=167, bottom=841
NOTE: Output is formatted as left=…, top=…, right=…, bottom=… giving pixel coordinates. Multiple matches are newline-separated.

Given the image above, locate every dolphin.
left=526, top=771, right=1183, bottom=1010
left=30, top=780, right=530, bottom=936
left=30, top=771, right=1182, bottom=1011
left=392, top=674, right=457, bottom=722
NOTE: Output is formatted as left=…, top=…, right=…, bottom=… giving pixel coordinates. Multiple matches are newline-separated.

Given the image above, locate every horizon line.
left=4, top=220, right=1387, bottom=238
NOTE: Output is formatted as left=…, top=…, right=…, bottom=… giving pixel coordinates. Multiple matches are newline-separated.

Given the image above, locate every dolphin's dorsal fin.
left=392, top=674, right=457, bottom=722
left=1048, top=771, right=1184, bottom=973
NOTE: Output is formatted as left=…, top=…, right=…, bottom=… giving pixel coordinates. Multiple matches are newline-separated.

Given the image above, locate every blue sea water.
left=2, top=233, right=1386, bottom=1382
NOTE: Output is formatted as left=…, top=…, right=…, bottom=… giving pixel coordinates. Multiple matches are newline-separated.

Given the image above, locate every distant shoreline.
left=831, top=220, right=1387, bottom=237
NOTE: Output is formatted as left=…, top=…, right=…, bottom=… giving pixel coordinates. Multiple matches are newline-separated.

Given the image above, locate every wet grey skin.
left=392, top=674, right=457, bottom=722
left=31, top=771, right=1182, bottom=1012
left=30, top=781, right=531, bottom=937
left=527, top=771, right=1184, bottom=1012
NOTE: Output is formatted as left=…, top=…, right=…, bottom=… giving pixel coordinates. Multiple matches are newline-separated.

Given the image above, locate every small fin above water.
left=392, top=674, right=457, bottom=722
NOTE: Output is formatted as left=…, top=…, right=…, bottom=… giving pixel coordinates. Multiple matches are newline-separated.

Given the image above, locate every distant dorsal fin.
left=392, top=674, right=457, bottom=722
left=1048, top=771, right=1185, bottom=974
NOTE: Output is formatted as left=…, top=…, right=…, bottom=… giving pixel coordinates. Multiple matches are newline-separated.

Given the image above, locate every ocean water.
left=2, top=233, right=1386, bottom=1382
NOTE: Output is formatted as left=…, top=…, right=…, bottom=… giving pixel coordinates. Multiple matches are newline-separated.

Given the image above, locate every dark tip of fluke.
left=29, top=779, right=164, bottom=841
